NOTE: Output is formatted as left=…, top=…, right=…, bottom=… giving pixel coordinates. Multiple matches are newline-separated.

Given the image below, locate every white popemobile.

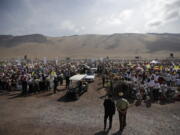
left=66, top=74, right=88, bottom=100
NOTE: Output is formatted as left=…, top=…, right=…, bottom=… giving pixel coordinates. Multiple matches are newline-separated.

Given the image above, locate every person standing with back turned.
left=116, top=92, right=129, bottom=132
left=103, top=94, right=115, bottom=131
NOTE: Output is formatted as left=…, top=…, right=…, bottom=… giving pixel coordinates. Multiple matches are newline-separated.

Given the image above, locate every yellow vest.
left=116, top=98, right=129, bottom=111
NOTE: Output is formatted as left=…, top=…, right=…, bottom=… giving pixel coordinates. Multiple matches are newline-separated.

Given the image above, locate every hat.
left=118, top=92, right=124, bottom=96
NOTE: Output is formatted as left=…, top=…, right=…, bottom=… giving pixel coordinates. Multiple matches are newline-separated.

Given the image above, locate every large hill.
left=0, top=33, right=180, bottom=59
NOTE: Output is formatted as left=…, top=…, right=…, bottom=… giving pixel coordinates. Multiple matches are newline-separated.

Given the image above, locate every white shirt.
left=154, top=75, right=159, bottom=82
left=148, top=80, right=155, bottom=88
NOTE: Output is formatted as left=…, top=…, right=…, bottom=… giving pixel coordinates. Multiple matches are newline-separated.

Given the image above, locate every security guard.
left=116, top=92, right=129, bottom=131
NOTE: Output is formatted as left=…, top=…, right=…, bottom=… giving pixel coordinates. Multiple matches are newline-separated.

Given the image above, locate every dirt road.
left=0, top=78, right=180, bottom=135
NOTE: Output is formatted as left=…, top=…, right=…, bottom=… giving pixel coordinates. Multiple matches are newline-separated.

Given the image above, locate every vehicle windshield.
left=87, top=71, right=94, bottom=75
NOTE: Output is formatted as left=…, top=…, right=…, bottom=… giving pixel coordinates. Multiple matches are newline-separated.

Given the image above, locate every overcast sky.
left=0, top=0, right=180, bottom=36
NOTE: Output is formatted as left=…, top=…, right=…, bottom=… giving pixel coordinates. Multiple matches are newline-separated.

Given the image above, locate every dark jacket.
left=103, top=98, right=115, bottom=116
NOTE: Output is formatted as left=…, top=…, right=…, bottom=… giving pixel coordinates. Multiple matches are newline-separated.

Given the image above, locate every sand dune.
left=0, top=33, right=180, bottom=59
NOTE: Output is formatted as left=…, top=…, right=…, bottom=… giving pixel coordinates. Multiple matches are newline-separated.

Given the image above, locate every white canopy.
left=150, top=60, right=159, bottom=64
left=70, top=74, right=86, bottom=81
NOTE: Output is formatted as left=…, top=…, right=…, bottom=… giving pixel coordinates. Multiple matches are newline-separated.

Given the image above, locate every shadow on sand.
left=40, top=92, right=54, bottom=97
left=57, top=88, right=67, bottom=92
left=7, top=91, right=52, bottom=99
left=94, top=130, right=110, bottom=135
left=7, top=88, right=67, bottom=99
left=111, top=130, right=122, bottom=135
left=0, top=90, right=9, bottom=96
left=57, top=94, right=77, bottom=102
left=8, top=93, right=26, bottom=99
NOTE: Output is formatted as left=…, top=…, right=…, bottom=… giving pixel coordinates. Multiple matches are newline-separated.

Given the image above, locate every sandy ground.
left=0, top=78, right=180, bottom=135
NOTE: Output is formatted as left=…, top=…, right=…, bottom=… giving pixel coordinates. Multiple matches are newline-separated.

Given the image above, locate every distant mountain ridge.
left=0, top=33, right=180, bottom=58
left=0, top=34, right=47, bottom=48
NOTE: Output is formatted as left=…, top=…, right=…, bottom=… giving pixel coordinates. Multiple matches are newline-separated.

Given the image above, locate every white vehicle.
left=67, top=74, right=88, bottom=100
left=85, top=72, right=95, bottom=82
left=90, top=68, right=97, bottom=73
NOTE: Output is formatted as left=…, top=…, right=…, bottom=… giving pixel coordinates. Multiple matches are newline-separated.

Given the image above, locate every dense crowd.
left=0, top=59, right=179, bottom=102
left=0, top=61, right=90, bottom=95
left=98, top=60, right=180, bottom=102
